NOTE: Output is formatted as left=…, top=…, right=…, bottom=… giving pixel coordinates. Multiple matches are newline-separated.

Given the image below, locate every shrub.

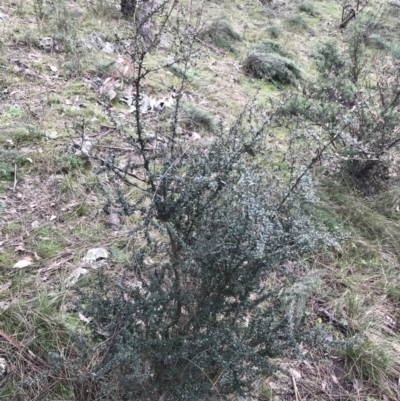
left=203, top=18, right=242, bottom=52
left=299, top=1, right=318, bottom=17
left=66, top=2, right=337, bottom=399
left=277, top=37, right=400, bottom=194
left=76, top=102, right=335, bottom=400
left=268, top=24, right=282, bottom=38
left=243, top=50, right=301, bottom=85
left=120, top=0, right=136, bottom=16
left=179, top=103, right=215, bottom=132
left=315, top=41, right=345, bottom=78
left=287, top=13, right=308, bottom=30
left=120, top=0, right=156, bottom=44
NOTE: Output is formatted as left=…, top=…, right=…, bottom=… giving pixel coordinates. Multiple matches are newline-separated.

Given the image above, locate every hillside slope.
left=1, top=0, right=400, bottom=400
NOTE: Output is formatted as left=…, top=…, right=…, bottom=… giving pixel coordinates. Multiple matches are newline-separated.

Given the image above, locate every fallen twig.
left=93, top=144, right=135, bottom=151
left=291, top=371, right=302, bottom=401
left=189, top=30, right=225, bottom=56
left=317, top=307, right=352, bottom=335
left=12, top=163, right=17, bottom=192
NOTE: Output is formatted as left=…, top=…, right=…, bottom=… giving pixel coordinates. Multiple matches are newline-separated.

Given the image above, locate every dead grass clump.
left=202, top=19, right=242, bottom=52
left=0, top=292, right=78, bottom=400
left=40, top=1, right=78, bottom=39
left=244, top=42, right=301, bottom=85
left=332, top=192, right=400, bottom=256
left=341, top=337, right=396, bottom=384
left=366, top=34, right=389, bottom=50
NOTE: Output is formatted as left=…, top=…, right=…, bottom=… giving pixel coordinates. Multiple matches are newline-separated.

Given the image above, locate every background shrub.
left=268, top=24, right=282, bottom=38
left=277, top=37, right=400, bottom=194
left=202, top=18, right=242, bottom=52
left=179, top=103, right=215, bottom=132
left=287, top=13, right=309, bottom=31
left=299, top=1, right=318, bottom=17
left=244, top=47, right=301, bottom=85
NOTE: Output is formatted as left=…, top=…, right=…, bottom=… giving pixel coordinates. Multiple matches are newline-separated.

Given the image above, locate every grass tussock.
left=179, top=103, right=216, bottom=132
left=267, top=24, right=282, bottom=38
left=308, top=182, right=400, bottom=399
left=243, top=43, right=301, bottom=85
left=287, top=13, right=309, bottom=30
left=299, top=1, right=318, bottom=17
left=0, top=292, right=78, bottom=400
left=202, top=18, right=242, bottom=52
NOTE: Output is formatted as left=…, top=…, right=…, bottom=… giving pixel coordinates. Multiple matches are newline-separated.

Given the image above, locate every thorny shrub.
left=277, top=36, right=400, bottom=194
left=67, top=1, right=341, bottom=400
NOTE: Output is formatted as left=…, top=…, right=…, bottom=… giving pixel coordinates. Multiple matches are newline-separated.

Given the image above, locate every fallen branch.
left=188, top=28, right=225, bottom=56
left=93, top=144, right=135, bottom=151
left=317, top=308, right=352, bottom=335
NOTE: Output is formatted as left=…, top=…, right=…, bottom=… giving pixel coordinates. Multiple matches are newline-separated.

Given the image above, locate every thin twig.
left=317, top=307, right=351, bottom=334
left=151, top=146, right=192, bottom=202
left=183, top=357, right=224, bottom=400
left=193, top=35, right=225, bottom=56
left=278, top=128, right=345, bottom=209
left=291, top=371, right=302, bottom=401
left=94, top=155, right=147, bottom=183
left=12, top=163, right=17, bottom=192
left=93, top=144, right=135, bottom=151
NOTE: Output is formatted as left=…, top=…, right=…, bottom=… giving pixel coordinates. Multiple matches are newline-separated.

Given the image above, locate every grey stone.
left=82, top=247, right=109, bottom=262
left=102, top=42, right=116, bottom=54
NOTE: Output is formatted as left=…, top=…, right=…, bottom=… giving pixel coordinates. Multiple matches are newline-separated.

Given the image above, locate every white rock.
left=13, top=259, right=32, bottom=269
left=0, top=357, right=8, bottom=384
left=82, top=247, right=109, bottom=262
left=102, top=42, right=116, bottom=54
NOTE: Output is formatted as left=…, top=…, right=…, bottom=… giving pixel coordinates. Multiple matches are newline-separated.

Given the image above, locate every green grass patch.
left=30, top=226, right=65, bottom=259
left=341, top=339, right=393, bottom=383
left=0, top=249, right=15, bottom=269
